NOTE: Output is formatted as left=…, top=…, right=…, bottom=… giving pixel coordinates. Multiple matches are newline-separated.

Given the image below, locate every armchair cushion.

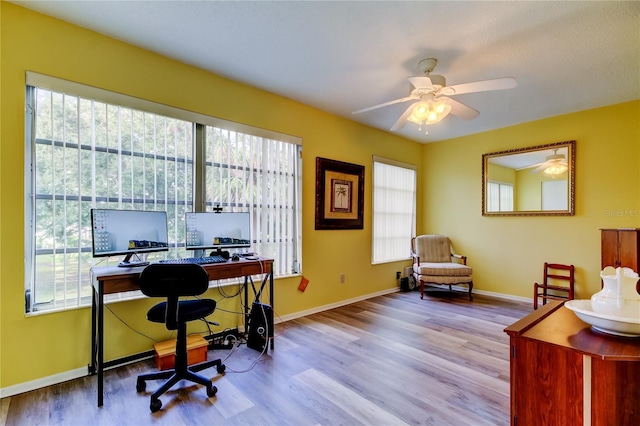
left=413, top=262, right=472, bottom=277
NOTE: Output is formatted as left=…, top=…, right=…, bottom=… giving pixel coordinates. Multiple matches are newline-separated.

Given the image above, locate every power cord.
left=104, top=303, right=166, bottom=343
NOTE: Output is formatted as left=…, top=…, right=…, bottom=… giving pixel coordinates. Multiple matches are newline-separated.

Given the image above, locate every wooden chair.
left=533, top=262, right=575, bottom=309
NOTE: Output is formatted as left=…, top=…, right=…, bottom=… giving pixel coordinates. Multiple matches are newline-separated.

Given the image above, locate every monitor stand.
left=118, top=253, right=150, bottom=268
left=209, top=248, right=230, bottom=260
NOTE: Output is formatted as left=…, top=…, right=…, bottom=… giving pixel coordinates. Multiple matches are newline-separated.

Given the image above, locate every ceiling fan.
left=352, top=58, right=517, bottom=132
left=531, top=149, right=568, bottom=175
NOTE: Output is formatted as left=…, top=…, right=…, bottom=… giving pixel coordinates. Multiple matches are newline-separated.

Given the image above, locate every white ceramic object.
left=591, top=266, right=640, bottom=317
left=565, top=299, right=640, bottom=337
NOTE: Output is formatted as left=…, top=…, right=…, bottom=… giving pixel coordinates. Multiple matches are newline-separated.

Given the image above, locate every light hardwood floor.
left=2, top=290, right=532, bottom=425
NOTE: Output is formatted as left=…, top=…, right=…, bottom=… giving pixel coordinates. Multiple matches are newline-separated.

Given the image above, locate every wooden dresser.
left=601, top=228, right=640, bottom=271
left=504, top=301, right=640, bottom=425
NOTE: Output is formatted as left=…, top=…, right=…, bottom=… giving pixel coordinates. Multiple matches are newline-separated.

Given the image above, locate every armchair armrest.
left=451, top=253, right=467, bottom=265
left=410, top=237, right=421, bottom=266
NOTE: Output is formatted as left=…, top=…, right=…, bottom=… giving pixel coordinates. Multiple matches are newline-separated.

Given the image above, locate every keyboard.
left=157, top=255, right=228, bottom=265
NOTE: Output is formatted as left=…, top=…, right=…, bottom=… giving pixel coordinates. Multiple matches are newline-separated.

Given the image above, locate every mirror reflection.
left=482, top=141, right=575, bottom=216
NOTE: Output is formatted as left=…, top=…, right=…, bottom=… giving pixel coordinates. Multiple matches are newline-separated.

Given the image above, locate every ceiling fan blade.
left=440, top=97, right=479, bottom=120
left=407, top=76, right=433, bottom=90
left=390, top=102, right=417, bottom=131
left=352, top=95, right=418, bottom=115
left=531, top=160, right=558, bottom=173
left=444, top=77, right=517, bottom=96
left=532, top=163, right=550, bottom=173
left=531, top=158, right=568, bottom=173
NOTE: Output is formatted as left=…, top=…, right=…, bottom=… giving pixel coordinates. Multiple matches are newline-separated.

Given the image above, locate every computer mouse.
left=231, top=254, right=240, bottom=261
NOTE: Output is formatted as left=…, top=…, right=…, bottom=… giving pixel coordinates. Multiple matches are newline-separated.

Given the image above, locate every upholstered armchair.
left=411, top=234, right=473, bottom=300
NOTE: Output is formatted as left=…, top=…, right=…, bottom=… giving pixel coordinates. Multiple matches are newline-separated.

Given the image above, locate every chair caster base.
left=150, top=398, right=162, bottom=412
left=206, top=384, right=217, bottom=398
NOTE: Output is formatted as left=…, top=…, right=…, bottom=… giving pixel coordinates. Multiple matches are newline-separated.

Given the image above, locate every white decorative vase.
left=591, top=266, right=640, bottom=318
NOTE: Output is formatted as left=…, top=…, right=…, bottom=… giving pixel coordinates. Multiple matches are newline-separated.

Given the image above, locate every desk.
left=89, top=257, right=274, bottom=407
left=504, top=301, right=640, bottom=425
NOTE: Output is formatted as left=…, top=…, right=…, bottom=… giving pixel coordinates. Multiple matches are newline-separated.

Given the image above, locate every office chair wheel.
left=206, top=384, right=217, bottom=398
left=217, top=364, right=226, bottom=374
left=150, top=398, right=162, bottom=412
left=136, top=379, right=146, bottom=392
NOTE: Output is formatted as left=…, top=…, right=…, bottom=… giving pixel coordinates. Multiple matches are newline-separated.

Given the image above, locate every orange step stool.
left=153, top=335, right=208, bottom=371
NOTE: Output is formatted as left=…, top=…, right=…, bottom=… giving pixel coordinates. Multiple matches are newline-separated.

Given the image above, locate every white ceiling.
left=11, top=0, right=640, bottom=143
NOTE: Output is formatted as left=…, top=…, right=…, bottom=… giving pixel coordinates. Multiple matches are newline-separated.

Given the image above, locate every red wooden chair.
left=533, top=263, right=575, bottom=309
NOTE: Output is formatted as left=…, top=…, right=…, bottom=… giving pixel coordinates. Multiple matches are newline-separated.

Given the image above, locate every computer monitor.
left=185, top=212, right=251, bottom=256
left=91, top=209, right=169, bottom=267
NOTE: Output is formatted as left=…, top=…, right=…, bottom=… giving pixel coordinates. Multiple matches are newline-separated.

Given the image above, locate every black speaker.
left=400, top=277, right=410, bottom=292
left=247, top=302, right=273, bottom=352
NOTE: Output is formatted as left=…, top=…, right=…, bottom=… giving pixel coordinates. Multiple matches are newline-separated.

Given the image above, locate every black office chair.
left=135, top=263, right=226, bottom=412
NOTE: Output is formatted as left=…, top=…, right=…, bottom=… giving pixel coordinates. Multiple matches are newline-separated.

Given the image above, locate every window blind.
left=372, top=157, right=417, bottom=264
left=25, top=73, right=302, bottom=313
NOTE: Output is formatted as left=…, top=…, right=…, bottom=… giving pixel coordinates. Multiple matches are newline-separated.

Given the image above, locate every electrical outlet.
left=340, top=273, right=345, bottom=283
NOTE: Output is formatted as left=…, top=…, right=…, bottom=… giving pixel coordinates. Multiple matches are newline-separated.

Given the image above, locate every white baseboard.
left=410, top=284, right=532, bottom=305
left=472, top=289, right=532, bottom=304
left=0, top=286, right=529, bottom=399
left=0, top=366, right=87, bottom=399
left=275, top=287, right=398, bottom=323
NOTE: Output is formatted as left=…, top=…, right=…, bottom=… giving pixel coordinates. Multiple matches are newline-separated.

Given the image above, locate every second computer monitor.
left=185, top=212, right=251, bottom=251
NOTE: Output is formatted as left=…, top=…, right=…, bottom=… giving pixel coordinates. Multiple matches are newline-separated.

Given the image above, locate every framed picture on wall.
left=315, top=157, right=365, bottom=230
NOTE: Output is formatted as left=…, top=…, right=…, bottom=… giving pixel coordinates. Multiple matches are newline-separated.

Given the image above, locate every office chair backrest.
left=139, top=263, right=210, bottom=298
left=139, top=263, right=211, bottom=330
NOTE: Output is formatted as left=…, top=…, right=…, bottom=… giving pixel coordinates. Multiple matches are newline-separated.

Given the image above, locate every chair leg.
left=468, top=281, right=473, bottom=301
left=190, top=357, right=224, bottom=374
left=150, top=373, right=181, bottom=403
left=420, top=279, right=425, bottom=299
left=137, top=370, right=173, bottom=384
left=533, top=283, right=538, bottom=310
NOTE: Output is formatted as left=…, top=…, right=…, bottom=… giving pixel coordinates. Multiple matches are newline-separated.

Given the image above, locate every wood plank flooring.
left=2, top=290, right=532, bottom=425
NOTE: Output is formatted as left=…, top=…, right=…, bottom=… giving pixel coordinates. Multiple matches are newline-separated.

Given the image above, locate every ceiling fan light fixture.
left=407, top=98, right=451, bottom=127
left=544, top=163, right=568, bottom=175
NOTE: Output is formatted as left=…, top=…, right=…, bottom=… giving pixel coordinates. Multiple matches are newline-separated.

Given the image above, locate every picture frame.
left=315, top=157, right=365, bottom=230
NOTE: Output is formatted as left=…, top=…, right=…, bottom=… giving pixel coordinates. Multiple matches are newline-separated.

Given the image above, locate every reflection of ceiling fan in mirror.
left=352, top=58, right=517, bottom=133
left=531, top=149, right=568, bottom=175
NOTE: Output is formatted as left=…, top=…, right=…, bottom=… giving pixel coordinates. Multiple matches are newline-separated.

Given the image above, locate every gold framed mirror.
left=482, top=140, right=575, bottom=216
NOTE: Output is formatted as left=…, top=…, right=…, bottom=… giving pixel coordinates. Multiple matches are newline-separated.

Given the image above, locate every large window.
left=371, top=157, right=416, bottom=264
left=25, top=74, right=301, bottom=313
left=204, top=127, right=301, bottom=276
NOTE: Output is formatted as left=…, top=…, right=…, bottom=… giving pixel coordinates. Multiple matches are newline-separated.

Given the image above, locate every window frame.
left=24, top=72, right=302, bottom=314
left=371, top=156, right=417, bottom=264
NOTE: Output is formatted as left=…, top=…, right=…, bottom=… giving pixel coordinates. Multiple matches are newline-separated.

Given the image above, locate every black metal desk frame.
left=89, top=258, right=274, bottom=407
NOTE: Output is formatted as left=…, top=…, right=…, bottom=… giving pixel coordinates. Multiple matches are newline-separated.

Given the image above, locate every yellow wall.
left=423, top=101, right=640, bottom=301
left=2, top=3, right=639, bottom=392
left=487, top=163, right=515, bottom=184
left=515, top=168, right=568, bottom=211
left=0, top=4, right=421, bottom=389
